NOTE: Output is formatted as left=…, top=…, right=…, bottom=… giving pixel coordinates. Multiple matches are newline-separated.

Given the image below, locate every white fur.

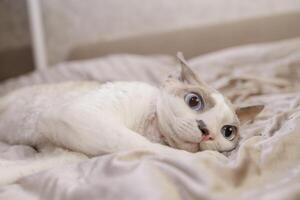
left=0, top=78, right=241, bottom=154
left=198, top=93, right=239, bottom=151
left=0, top=82, right=165, bottom=156
left=156, top=88, right=239, bottom=152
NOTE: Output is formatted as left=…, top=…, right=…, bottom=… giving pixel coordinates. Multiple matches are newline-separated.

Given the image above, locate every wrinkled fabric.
left=1, top=38, right=300, bottom=200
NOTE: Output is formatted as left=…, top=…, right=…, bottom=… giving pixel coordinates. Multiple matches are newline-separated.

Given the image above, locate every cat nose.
left=199, top=127, right=210, bottom=136
left=196, top=120, right=210, bottom=136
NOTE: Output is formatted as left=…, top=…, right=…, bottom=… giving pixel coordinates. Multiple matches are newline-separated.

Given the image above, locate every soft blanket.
left=1, top=38, right=300, bottom=200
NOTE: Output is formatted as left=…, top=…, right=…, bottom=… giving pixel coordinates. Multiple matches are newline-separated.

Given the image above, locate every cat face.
left=156, top=53, right=263, bottom=153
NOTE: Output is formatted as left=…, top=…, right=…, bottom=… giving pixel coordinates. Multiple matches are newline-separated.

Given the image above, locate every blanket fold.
left=1, top=38, right=300, bottom=200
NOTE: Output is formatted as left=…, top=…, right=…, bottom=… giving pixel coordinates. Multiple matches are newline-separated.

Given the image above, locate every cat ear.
left=235, top=105, right=264, bottom=124
left=176, top=52, right=205, bottom=85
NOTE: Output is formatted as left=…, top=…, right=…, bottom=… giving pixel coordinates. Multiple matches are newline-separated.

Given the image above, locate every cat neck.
left=142, top=111, right=166, bottom=145
left=136, top=96, right=166, bottom=145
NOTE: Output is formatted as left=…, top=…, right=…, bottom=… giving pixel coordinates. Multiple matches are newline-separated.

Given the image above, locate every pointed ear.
left=176, top=52, right=205, bottom=85
left=236, top=105, right=264, bottom=124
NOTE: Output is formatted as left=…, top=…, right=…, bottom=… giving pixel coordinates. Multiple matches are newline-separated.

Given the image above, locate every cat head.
left=156, top=53, right=264, bottom=153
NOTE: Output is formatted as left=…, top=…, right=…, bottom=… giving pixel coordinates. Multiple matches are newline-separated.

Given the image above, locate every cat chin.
left=186, top=143, right=200, bottom=153
left=166, top=140, right=200, bottom=153
left=200, top=141, right=237, bottom=152
left=199, top=141, right=218, bottom=151
left=160, top=129, right=202, bottom=152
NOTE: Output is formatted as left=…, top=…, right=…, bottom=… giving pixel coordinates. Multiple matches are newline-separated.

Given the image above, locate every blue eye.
left=184, top=92, right=204, bottom=111
left=221, top=125, right=237, bottom=141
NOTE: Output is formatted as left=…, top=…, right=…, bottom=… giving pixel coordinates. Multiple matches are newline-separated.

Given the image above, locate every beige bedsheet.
left=1, top=38, right=300, bottom=199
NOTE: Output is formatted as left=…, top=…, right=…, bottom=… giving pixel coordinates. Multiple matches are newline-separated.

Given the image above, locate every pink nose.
left=201, top=135, right=213, bottom=141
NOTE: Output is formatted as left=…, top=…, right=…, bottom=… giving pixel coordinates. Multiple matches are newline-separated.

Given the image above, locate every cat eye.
left=184, top=92, right=204, bottom=111
left=221, top=125, right=237, bottom=141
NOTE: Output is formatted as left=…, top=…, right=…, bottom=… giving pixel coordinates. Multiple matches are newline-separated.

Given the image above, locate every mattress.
left=1, top=37, right=300, bottom=200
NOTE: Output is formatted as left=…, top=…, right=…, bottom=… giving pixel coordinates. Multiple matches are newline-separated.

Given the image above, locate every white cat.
left=0, top=53, right=263, bottom=156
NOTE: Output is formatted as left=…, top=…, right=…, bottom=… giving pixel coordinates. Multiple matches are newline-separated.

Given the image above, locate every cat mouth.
left=201, top=135, right=213, bottom=142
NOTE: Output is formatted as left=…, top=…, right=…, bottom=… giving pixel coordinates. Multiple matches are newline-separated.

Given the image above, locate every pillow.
left=0, top=54, right=175, bottom=96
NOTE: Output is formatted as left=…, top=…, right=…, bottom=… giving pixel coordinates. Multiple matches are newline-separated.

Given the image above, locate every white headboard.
left=27, top=0, right=300, bottom=69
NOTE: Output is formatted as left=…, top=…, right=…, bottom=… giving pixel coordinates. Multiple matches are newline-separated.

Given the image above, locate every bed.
left=0, top=37, right=300, bottom=200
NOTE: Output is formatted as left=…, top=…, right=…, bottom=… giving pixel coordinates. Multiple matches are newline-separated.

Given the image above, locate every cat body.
left=0, top=81, right=165, bottom=155
left=0, top=53, right=263, bottom=156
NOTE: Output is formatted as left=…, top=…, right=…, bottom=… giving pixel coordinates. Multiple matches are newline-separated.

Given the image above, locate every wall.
left=40, top=0, right=300, bottom=65
left=0, top=0, right=34, bottom=81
